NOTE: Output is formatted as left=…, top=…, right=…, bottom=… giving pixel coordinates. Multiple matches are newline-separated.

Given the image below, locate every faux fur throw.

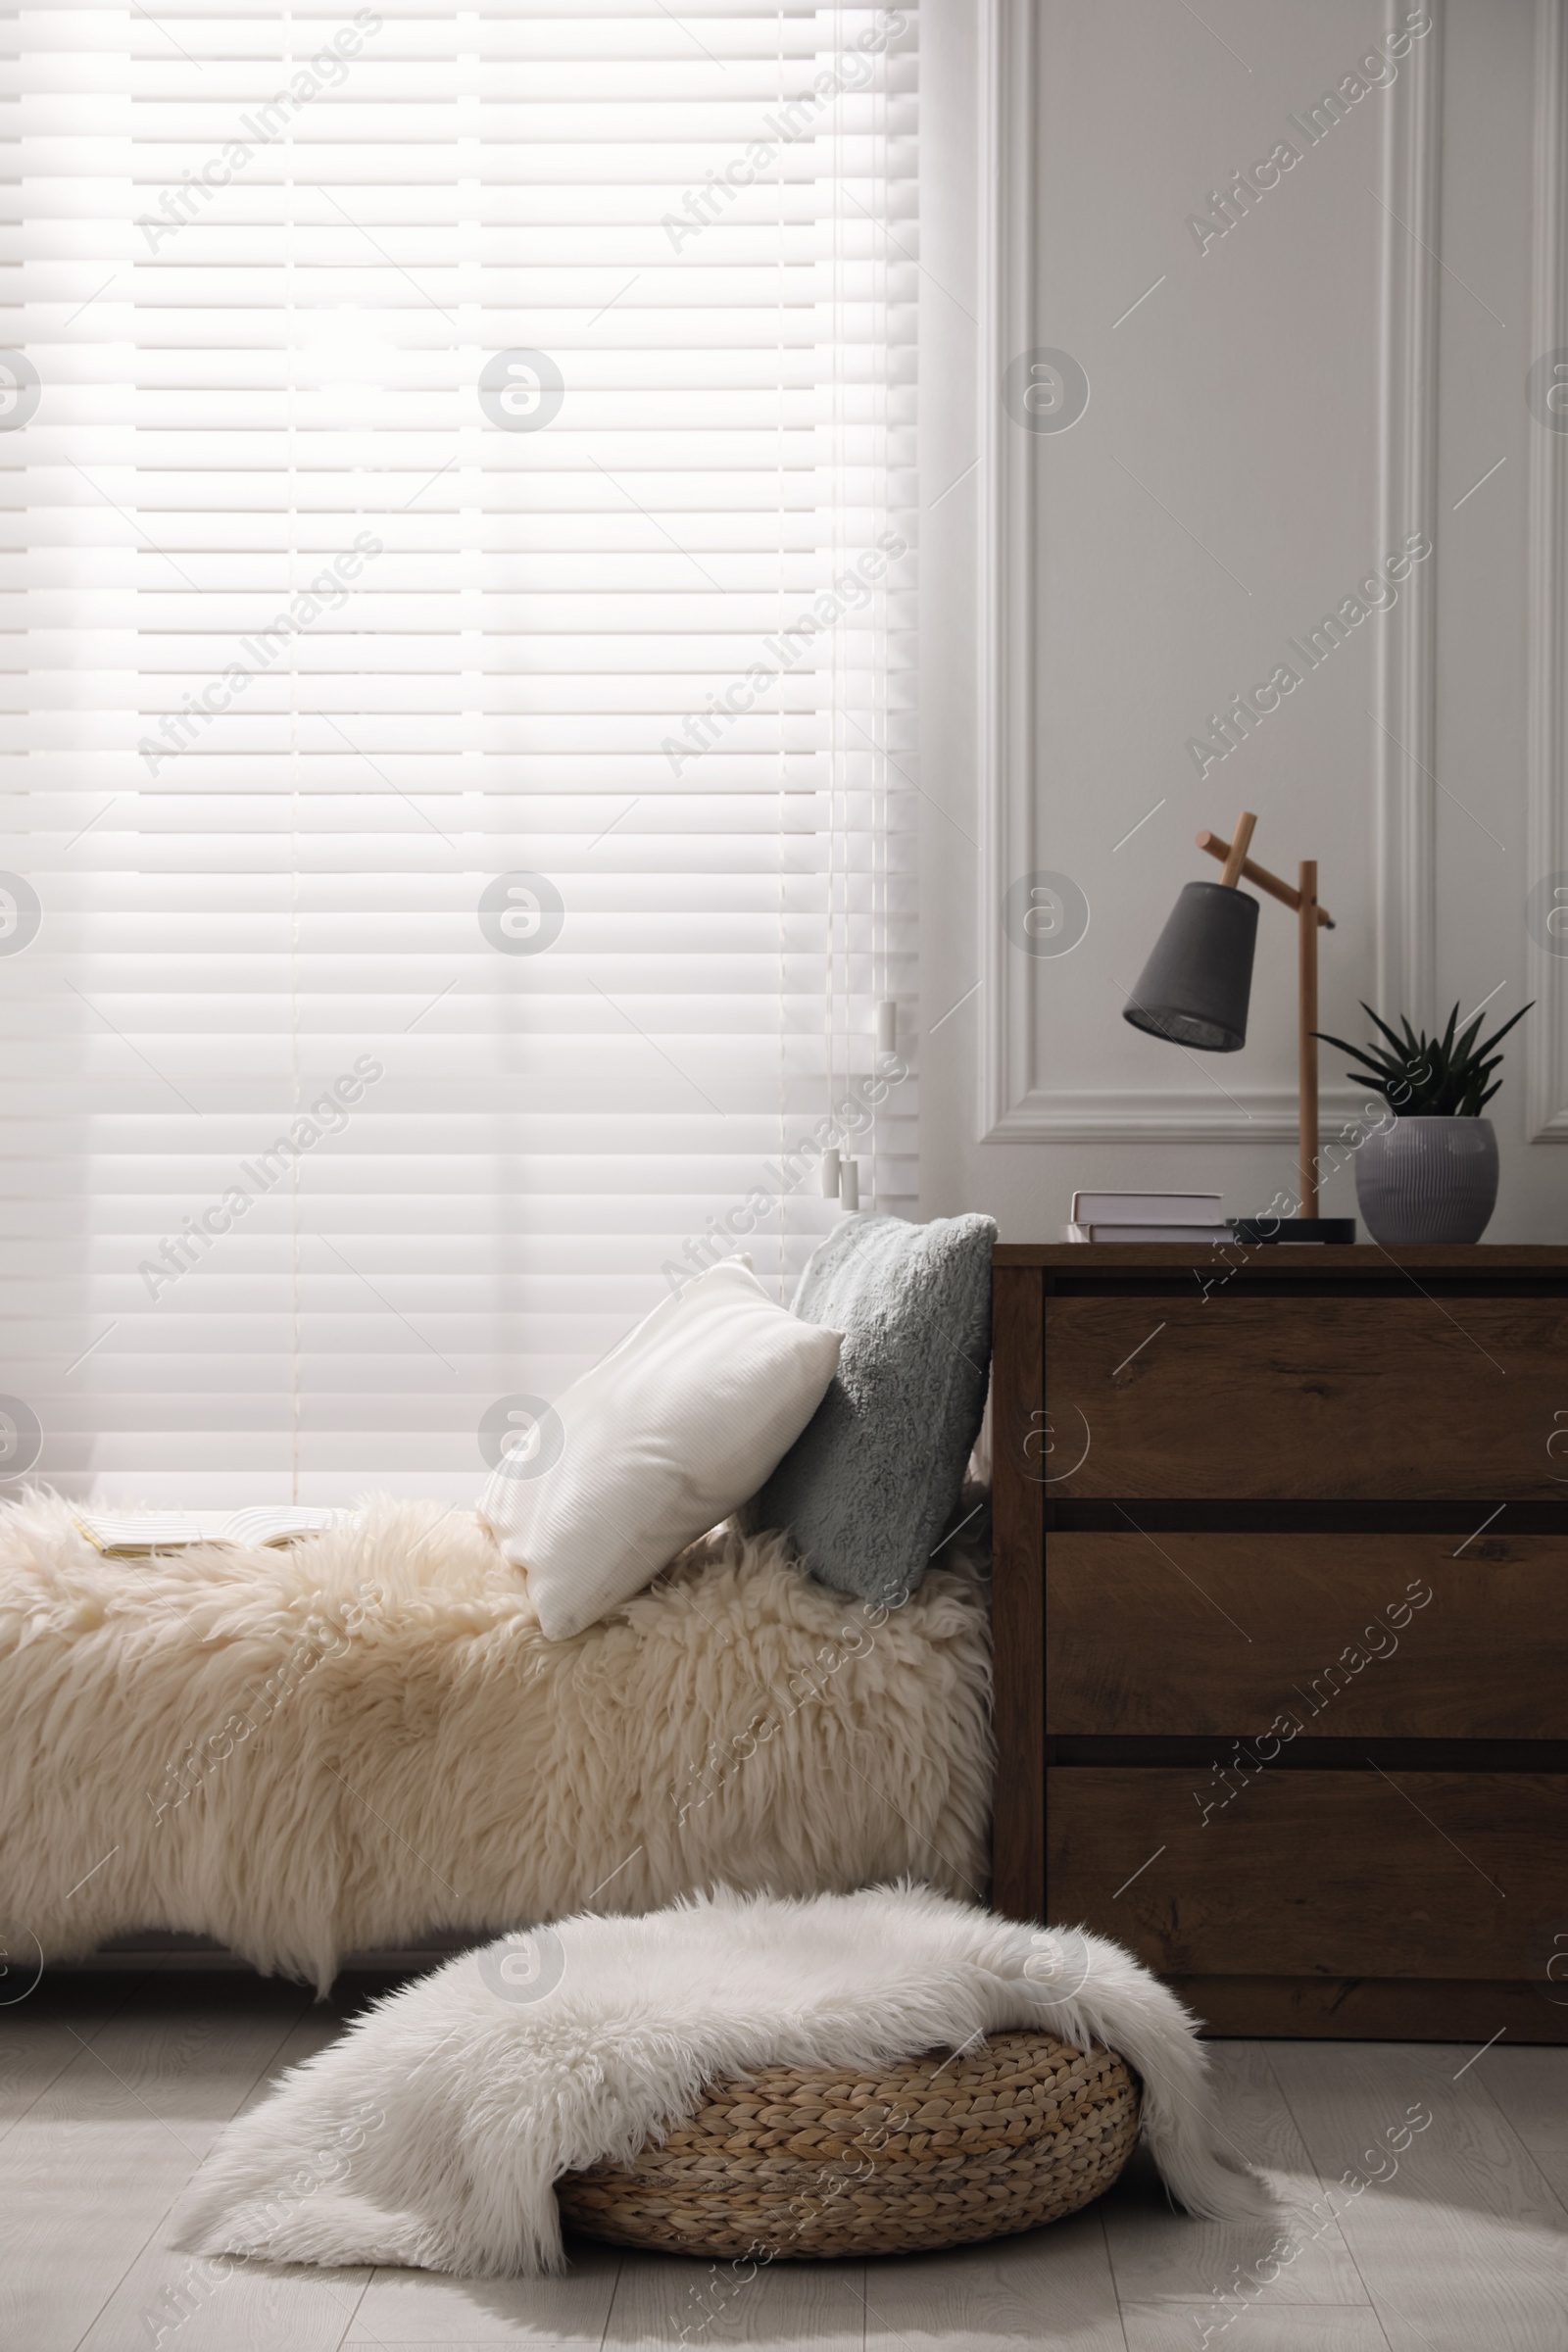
left=0, top=1494, right=991, bottom=1991
left=176, top=1885, right=1267, bottom=2276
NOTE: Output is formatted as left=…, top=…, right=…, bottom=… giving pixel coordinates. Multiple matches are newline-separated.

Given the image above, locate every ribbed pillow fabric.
left=747, top=1212, right=997, bottom=1607
left=479, top=1259, right=842, bottom=1640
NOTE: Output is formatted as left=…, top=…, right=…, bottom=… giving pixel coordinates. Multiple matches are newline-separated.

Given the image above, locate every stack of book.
left=1060, top=1190, right=1230, bottom=1244
left=73, top=1505, right=345, bottom=1557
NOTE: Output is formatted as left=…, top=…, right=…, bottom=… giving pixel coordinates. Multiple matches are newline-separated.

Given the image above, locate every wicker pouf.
left=557, top=2032, right=1141, bottom=2260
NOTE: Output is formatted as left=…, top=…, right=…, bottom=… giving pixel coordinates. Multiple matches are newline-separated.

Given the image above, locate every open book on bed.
left=74, top=1506, right=346, bottom=1558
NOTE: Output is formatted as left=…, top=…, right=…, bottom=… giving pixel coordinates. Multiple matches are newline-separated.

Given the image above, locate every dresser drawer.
left=1042, top=1296, right=1568, bottom=1497
left=1046, top=1532, right=1568, bottom=1739
left=1047, top=1767, right=1564, bottom=1978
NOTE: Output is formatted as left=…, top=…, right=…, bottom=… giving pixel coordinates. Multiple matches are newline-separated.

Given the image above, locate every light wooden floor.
left=3, top=1974, right=1566, bottom=2352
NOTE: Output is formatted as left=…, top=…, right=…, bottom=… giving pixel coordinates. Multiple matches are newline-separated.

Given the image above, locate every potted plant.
left=1314, top=1001, right=1532, bottom=1244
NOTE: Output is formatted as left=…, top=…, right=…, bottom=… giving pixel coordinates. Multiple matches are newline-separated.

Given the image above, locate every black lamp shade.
left=1123, top=880, right=1258, bottom=1053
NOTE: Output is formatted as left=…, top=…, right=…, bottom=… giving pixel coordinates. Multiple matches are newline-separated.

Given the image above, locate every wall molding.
left=977, top=0, right=1041, bottom=1141
left=1526, top=0, right=1568, bottom=1141
left=1372, top=0, right=1445, bottom=1025
left=979, top=1082, right=1374, bottom=1146
left=979, top=0, right=1446, bottom=1144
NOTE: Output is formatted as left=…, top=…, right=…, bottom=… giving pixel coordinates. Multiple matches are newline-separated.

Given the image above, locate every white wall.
left=918, top=0, right=1568, bottom=1242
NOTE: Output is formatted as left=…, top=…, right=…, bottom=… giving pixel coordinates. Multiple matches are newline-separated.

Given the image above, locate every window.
left=4, top=2, right=917, bottom=1502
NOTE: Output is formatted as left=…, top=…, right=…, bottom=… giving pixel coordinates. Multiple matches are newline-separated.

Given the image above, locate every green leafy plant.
left=1314, top=1000, right=1532, bottom=1117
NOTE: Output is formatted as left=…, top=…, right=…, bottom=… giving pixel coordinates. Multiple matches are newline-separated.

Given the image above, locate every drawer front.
left=1046, top=1532, right=1568, bottom=1739
left=1042, top=1296, right=1568, bottom=1497
left=1047, top=1767, right=1564, bottom=1978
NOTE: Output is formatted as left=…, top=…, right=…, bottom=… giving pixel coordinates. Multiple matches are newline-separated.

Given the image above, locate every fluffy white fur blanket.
left=0, top=1495, right=991, bottom=1991
left=176, top=1885, right=1266, bottom=2276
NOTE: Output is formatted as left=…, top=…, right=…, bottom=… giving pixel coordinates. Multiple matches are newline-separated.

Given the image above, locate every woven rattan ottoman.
left=557, top=2031, right=1140, bottom=2260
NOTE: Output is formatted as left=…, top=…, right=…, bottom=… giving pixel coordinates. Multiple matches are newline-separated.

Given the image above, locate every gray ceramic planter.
left=1353, top=1115, right=1498, bottom=1244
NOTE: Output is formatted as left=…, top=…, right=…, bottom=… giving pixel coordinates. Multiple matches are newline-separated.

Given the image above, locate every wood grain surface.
left=990, top=1265, right=1045, bottom=1922
left=1168, top=1976, right=1568, bottom=2041
left=1046, top=1766, right=1565, bottom=1977
left=1045, top=1531, right=1568, bottom=1738
left=1043, top=1296, right=1568, bottom=1497
left=6, top=1975, right=1566, bottom=2348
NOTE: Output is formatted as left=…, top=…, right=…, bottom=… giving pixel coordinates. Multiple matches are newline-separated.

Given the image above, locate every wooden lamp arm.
left=1217, top=810, right=1256, bottom=886
left=1190, top=810, right=1330, bottom=1219
left=1199, top=823, right=1335, bottom=929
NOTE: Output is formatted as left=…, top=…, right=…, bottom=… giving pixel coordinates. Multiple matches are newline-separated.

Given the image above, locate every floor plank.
left=0, top=1972, right=318, bottom=2352
left=8, top=1979, right=1568, bottom=2352
left=605, top=2247, right=866, bottom=2351
left=227, top=1998, right=373, bottom=2119
left=350, top=2236, right=620, bottom=2345
left=78, top=1990, right=395, bottom=2352
left=1478, top=2045, right=1568, bottom=2213
left=1100, top=2044, right=1370, bottom=2312
left=23, top=1970, right=311, bottom=2139
left=0, top=1977, right=144, bottom=2139
left=79, top=2249, right=370, bottom=2352
left=1268, top=2040, right=1568, bottom=2352
left=1119, top=2302, right=1390, bottom=2351
left=865, top=2211, right=1127, bottom=2351
left=0, top=2118, right=215, bottom=2352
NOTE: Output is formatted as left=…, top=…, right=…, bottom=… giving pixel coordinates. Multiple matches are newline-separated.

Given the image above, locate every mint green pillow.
left=747, top=1212, right=996, bottom=1607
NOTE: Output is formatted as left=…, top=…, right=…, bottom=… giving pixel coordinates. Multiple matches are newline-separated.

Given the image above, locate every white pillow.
left=478, top=1258, right=842, bottom=1640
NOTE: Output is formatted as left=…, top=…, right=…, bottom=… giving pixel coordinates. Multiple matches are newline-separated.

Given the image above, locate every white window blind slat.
left=3, top=1, right=918, bottom=1503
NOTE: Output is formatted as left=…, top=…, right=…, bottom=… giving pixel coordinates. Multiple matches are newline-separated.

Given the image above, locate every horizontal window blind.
left=3, top=2, right=918, bottom=1502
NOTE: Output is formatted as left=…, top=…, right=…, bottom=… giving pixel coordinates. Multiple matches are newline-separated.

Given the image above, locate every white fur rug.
left=175, top=1884, right=1267, bottom=2275
left=0, top=1495, right=991, bottom=1991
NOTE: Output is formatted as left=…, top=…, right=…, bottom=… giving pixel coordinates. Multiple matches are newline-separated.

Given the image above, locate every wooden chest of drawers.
left=990, top=1244, right=1568, bottom=2038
